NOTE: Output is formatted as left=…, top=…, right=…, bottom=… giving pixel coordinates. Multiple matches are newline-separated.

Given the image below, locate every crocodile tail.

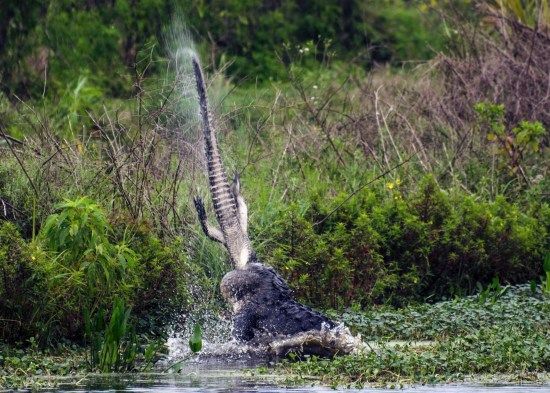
left=191, top=56, right=251, bottom=269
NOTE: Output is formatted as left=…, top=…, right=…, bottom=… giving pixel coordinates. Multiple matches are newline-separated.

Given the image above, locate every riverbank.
left=1, top=284, right=548, bottom=390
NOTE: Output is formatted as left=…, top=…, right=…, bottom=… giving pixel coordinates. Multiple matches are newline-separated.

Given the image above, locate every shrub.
left=261, top=176, right=548, bottom=308
left=430, top=9, right=550, bottom=148
left=123, top=223, right=206, bottom=334
left=25, top=196, right=211, bottom=343
left=36, top=197, right=136, bottom=341
left=0, top=222, right=46, bottom=342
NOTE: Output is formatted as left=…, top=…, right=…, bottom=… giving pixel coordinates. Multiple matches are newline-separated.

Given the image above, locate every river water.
left=37, top=344, right=550, bottom=392
left=43, top=369, right=550, bottom=393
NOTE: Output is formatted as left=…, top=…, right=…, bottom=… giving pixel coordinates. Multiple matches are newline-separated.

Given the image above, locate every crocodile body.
left=221, top=261, right=335, bottom=342
left=190, top=56, right=354, bottom=356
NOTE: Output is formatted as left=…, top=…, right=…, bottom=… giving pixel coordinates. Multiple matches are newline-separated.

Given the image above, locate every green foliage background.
left=1, top=0, right=447, bottom=98
left=0, top=0, right=548, bottom=365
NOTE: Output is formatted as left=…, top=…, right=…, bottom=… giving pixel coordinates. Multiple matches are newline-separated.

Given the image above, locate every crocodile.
left=191, top=56, right=357, bottom=357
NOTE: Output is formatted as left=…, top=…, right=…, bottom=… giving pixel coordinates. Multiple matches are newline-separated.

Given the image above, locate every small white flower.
left=313, top=85, right=318, bottom=89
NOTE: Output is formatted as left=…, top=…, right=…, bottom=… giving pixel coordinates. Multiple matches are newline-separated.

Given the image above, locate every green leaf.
left=189, top=323, right=203, bottom=353
left=69, top=222, right=79, bottom=236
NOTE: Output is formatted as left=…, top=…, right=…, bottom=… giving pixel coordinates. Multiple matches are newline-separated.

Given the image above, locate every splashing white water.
left=162, top=13, right=202, bottom=161
left=160, top=310, right=365, bottom=371
left=160, top=311, right=275, bottom=370
left=164, top=311, right=232, bottom=361
left=162, top=11, right=233, bottom=200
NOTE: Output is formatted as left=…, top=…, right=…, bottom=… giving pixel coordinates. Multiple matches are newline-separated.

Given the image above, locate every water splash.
left=160, top=311, right=364, bottom=372
left=162, top=311, right=273, bottom=368
left=162, top=311, right=232, bottom=364
left=161, top=11, right=207, bottom=172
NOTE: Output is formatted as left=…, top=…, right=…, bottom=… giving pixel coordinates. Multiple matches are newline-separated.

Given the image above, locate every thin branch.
left=314, top=153, right=416, bottom=227
left=0, top=126, right=39, bottom=198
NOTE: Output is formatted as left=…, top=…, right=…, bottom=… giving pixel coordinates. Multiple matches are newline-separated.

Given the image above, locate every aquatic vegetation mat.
left=333, top=285, right=550, bottom=341
left=277, top=285, right=550, bottom=387
left=0, top=345, right=87, bottom=390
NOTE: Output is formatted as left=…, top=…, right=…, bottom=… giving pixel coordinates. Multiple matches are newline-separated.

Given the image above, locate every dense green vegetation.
left=0, top=209, right=200, bottom=344
left=0, top=0, right=549, bottom=389
left=1, top=0, right=449, bottom=99
left=259, top=176, right=547, bottom=308
left=278, top=286, right=550, bottom=387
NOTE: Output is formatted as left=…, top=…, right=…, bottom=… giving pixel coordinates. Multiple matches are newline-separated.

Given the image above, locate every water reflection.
left=42, top=370, right=550, bottom=393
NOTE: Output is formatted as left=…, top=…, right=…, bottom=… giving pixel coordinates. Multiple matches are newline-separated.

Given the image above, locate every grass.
left=276, top=285, right=550, bottom=388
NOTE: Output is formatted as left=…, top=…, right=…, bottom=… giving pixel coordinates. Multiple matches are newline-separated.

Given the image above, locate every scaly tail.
left=191, top=56, right=251, bottom=269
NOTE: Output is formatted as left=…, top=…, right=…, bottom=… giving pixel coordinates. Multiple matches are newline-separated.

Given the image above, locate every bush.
left=0, top=196, right=209, bottom=345
left=0, top=222, right=46, bottom=342
left=430, top=9, right=550, bottom=146
left=123, top=222, right=209, bottom=334
left=37, top=197, right=139, bottom=341
left=260, top=176, right=548, bottom=308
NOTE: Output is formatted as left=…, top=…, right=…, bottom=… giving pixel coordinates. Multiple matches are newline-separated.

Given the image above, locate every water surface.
left=42, top=368, right=550, bottom=393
